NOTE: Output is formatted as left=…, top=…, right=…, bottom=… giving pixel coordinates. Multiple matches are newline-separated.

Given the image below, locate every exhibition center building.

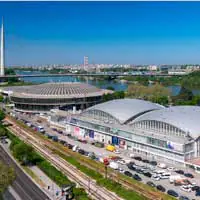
left=3, top=82, right=111, bottom=112
left=55, top=99, right=200, bottom=166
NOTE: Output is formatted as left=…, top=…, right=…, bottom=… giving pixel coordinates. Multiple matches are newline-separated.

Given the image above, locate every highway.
left=0, top=144, right=50, bottom=200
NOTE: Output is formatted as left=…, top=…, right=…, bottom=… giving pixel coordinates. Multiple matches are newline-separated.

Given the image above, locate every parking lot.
left=9, top=110, right=200, bottom=200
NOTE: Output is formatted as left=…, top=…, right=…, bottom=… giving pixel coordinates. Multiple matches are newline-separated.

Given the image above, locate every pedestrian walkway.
left=30, top=166, right=64, bottom=200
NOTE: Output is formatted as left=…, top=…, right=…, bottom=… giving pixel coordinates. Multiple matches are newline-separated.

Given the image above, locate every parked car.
left=124, top=171, right=132, bottom=177
left=157, top=163, right=167, bottom=169
left=88, top=152, right=96, bottom=160
left=94, top=142, right=104, bottom=148
left=72, top=145, right=79, bottom=152
left=146, top=181, right=156, bottom=187
left=84, top=151, right=89, bottom=156
left=196, top=190, right=200, bottom=196
left=143, top=172, right=152, bottom=178
left=109, top=162, right=119, bottom=170
left=78, top=149, right=85, bottom=155
left=181, top=185, right=192, bottom=193
left=136, top=168, right=143, bottom=174
left=133, top=156, right=142, bottom=161
left=52, top=136, right=58, bottom=142
left=118, top=168, right=125, bottom=174
left=127, top=163, right=136, bottom=171
left=67, top=144, right=73, bottom=149
left=114, top=150, right=121, bottom=154
left=117, top=159, right=126, bottom=165
left=167, top=167, right=175, bottom=171
left=133, top=174, right=142, bottom=181
left=175, top=170, right=184, bottom=175
left=184, top=173, right=194, bottom=178
left=59, top=140, right=67, bottom=145
left=142, top=159, right=150, bottom=163
left=156, top=185, right=166, bottom=192
left=149, top=161, right=157, bottom=166
left=192, top=185, right=200, bottom=191
left=179, top=196, right=189, bottom=200
left=167, top=190, right=179, bottom=197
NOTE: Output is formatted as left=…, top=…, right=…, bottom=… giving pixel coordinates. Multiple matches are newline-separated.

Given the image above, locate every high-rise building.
left=0, top=18, right=5, bottom=76
left=84, top=56, right=88, bottom=70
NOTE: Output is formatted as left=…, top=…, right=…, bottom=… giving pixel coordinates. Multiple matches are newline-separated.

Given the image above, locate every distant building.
left=84, top=56, right=88, bottom=70
left=51, top=99, right=200, bottom=169
left=3, top=82, right=113, bottom=112
left=148, top=65, right=158, bottom=71
left=0, top=18, right=5, bottom=76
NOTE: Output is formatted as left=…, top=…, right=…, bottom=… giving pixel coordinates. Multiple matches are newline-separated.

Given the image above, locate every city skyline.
left=1, top=2, right=200, bottom=65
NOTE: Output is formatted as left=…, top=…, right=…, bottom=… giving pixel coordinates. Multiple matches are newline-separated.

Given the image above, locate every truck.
left=169, top=175, right=182, bottom=184
left=106, top=145, right=116, bottom=152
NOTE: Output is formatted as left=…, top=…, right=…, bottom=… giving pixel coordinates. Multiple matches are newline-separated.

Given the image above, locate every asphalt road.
left=0, top=145, right=50, bottom=200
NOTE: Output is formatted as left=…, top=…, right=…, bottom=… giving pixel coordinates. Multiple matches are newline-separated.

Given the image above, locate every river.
left=16, top=71, right=200, bottom=96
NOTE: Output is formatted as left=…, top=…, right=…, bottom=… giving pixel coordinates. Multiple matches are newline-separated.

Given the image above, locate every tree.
left=102, top=91, right=125, bottom=102
left=0, top=162, right=15, bottom=196
left=0, top=126, right=6, bottom=137
left=177, top=86, right=194, bottom=101
left=106, top=86, right=115, bottom=91
left=0, top=110, right=5, bottom=122
left=151, top=96, right=169, bottom=106
left=0, top=96, right=3, bottom=103
left=12, top=142, right=42, bottom=165
left=126, top=83, right=170, bottom=104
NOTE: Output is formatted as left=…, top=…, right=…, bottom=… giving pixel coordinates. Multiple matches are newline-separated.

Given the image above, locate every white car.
left=117, top=160, right=126, bottom=165
left=152, top=174, right=161, bottom=181
left=167, top=167, right=175, bottom=171
left=114, top=150, right=121, bottom=154
left=118, top=168, right=125, bottom=173
left=181, top=185, right=192, bottom=192
left=157, top=163, right=167, bottom=169
left=152, top=176, right=160, bottom=181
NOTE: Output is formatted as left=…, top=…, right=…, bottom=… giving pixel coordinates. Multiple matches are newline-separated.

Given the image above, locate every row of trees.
left=126, top=83, right=170, bottom=106
left=102, top=91, right=125, bottom=102
left=105, top=81, right=200, bottom=107
left=0, top=111, right=15, bottom=198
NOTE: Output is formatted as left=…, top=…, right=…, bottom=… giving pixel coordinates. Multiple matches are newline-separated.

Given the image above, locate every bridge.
left=0, top=73, right=185, bottom=79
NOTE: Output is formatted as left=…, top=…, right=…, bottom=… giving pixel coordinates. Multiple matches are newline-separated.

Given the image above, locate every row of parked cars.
left=126, top=156, right=200, bottom=199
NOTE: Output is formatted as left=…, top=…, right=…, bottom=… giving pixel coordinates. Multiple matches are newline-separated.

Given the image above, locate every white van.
left=161, top=172, right=171, bottom=179
left=109, top=162, right=119, bottom=170
left=169, top=175, right=182, bottom=184
left=72, top=145, right=78, bottom=152
left=154, top=170, right=166, bottom=174
left=157, top=163, right=167, bottom=169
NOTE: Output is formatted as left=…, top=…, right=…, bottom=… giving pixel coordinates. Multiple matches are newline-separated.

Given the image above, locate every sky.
left=1, top=1, right=200, bottom=65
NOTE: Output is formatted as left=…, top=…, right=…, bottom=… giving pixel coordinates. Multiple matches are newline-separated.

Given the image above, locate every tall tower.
left=84, top=56, right=88, bottom=70
left=0, top=18, right=5, bottom=76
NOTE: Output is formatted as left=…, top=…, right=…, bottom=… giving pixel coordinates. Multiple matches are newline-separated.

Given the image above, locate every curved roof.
left=133, top=106, right=200, bottom=139
left=8, top=82, right=109, bottom=99
left=86, top=98, right=164, bottom=124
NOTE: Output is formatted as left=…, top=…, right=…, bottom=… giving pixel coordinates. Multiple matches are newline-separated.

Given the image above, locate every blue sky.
left=1, top=1, right=200, bottom=65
